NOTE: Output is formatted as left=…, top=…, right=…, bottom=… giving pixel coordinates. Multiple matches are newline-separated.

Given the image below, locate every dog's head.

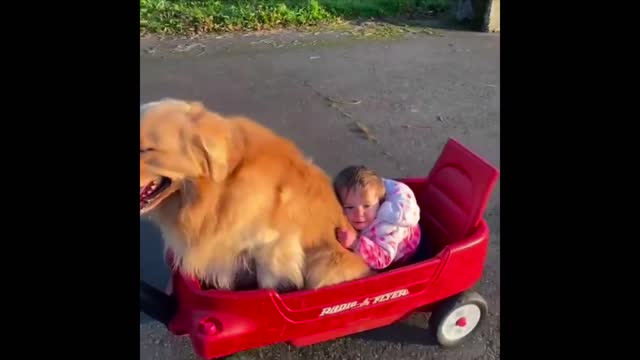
left=140, top=98, right=235, bottom=216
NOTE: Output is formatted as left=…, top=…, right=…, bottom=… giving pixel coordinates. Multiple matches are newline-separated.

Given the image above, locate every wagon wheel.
left=429, top=290, right=488, bottom=348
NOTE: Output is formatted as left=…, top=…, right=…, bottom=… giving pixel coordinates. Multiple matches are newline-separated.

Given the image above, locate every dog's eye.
left=140, top=148, right=155, bottom=153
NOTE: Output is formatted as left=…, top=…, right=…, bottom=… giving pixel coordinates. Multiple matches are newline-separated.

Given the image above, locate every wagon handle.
left=140, top=280, right=177, bottom=326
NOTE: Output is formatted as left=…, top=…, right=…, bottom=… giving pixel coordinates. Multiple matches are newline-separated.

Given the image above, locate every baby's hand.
left=336, top=227, right=357, bottom=249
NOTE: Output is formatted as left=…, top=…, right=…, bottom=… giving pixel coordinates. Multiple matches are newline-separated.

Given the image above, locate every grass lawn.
left=140, top=0, right=451, bottom=35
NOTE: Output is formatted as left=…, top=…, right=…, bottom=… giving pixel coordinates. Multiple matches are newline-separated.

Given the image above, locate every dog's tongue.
left=140, top=182, right=154, bottom=199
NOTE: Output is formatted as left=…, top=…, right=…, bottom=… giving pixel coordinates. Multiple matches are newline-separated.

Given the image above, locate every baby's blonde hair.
left=333, top=165, right=386, bottom=203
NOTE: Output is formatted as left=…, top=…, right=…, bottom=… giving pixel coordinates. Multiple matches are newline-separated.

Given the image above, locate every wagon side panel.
left=276, top=259, right=444, bottom=346
left=427, top=221, right=490, bottom=301
left=169, top=274, right=288, bottom=359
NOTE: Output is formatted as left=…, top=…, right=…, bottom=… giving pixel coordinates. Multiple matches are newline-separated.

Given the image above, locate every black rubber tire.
left=428, top=290, right=488, bottom=348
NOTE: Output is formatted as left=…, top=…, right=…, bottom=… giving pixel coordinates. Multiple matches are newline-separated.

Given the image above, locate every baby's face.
left=340, top=186, right=380, bottom=231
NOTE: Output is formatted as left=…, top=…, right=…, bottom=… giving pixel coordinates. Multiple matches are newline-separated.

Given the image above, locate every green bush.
left=140, top=0, right=451, bottom=34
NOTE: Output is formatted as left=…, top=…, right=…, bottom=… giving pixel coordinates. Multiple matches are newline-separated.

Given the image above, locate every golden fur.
left=140, top=98, right=374, bottom=291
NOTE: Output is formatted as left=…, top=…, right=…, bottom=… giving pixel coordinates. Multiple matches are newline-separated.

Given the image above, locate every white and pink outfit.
left=352, top=179, right=422, bottom=270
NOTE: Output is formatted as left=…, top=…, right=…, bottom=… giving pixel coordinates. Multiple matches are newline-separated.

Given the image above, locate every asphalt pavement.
left=140, top=27, right=500, bottom=360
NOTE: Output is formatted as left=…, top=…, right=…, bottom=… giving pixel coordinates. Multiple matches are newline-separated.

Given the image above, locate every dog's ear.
left=186, top=105, right=233, bottom=183
left=185, top=101, right=207, bottom=119
left=184, top=102, right=245, bottom=183
left=141, top=98, right=191, bottom=118
left=194, top=133, right=229, bottom=183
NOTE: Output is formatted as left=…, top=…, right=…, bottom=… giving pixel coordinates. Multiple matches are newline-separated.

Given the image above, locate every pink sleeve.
left=355, top=223, right=406, bottom=270
left=377, top=179, right=421, bottom=227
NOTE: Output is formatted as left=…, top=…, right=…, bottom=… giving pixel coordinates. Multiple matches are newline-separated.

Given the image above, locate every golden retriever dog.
left=140, top=98, right=373, bottom=292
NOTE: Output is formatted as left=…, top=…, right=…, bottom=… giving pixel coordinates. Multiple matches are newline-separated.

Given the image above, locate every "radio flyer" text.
left=318, top=289, right=409, bottom=317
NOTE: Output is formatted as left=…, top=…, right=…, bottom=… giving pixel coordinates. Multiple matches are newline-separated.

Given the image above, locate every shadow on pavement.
left=332, top=3, right=490, bottom=33
left=140, top=220, right=170, bottom=324
left=373, top=17, right=480, bottom=32
left=348, top=321, right=439, bottom=346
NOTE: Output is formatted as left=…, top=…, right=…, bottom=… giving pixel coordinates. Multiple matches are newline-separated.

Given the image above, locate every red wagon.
left=140, top=138, right=500, bottom=359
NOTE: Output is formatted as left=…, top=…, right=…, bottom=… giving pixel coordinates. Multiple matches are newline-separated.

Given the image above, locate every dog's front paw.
left=275, top=279, right=300, bottom=294
left=258, top=273, right=301, bottom=293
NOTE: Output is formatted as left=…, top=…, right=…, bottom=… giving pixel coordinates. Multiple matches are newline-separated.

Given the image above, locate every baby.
left=333, top=165, right=422, bottom=270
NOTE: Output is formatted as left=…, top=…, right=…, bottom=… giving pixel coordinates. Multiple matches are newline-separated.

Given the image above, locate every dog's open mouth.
left=140, top=177, right=172, bottom=212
